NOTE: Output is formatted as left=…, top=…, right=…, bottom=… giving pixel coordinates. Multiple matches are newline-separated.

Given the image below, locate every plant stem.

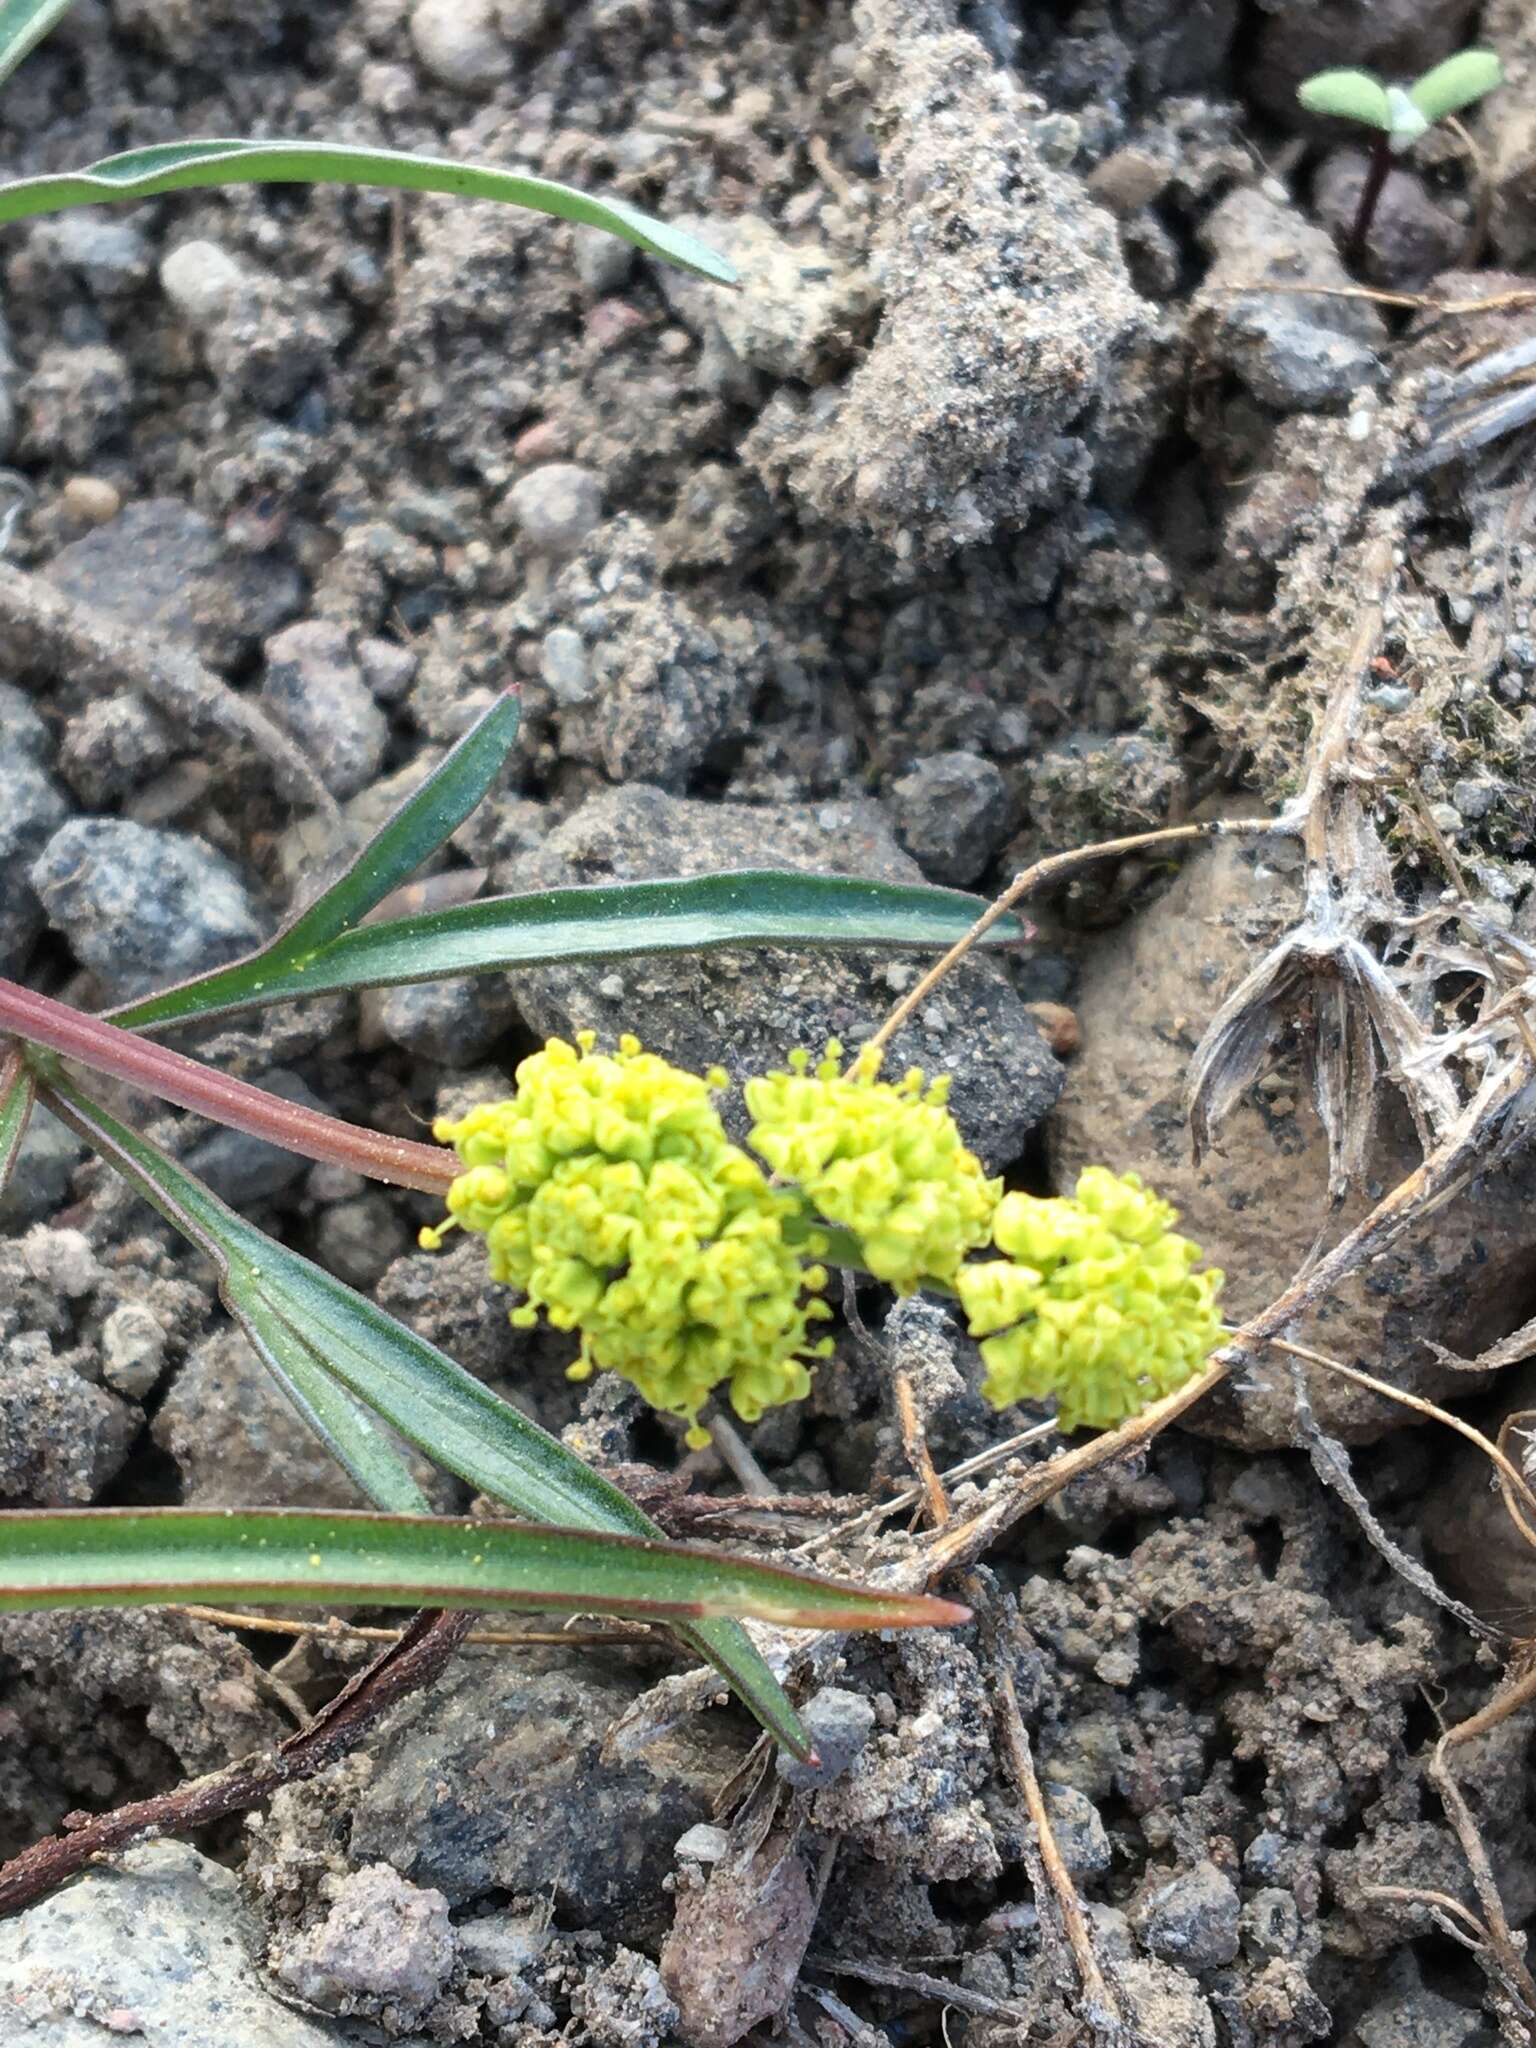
left=0, top=976, right=455, bottom=1194
left=1347, top=133, right=1392, bottom=267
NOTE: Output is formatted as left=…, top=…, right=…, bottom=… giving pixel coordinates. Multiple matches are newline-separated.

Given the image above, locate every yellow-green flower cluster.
left=424, top=1033, right=832, bottom=1446
left=423, top=1031, right=1223, bottom=1443
left=955, top=1167, right=1224, bottom=1432
left=744, top=1043, right=999, bottom=1289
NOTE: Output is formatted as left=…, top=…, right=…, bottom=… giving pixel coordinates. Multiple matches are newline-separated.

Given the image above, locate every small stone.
left=260, top=619, right=389, bottom=799
left=61, top=474, right=122, bottom=525
left=1024, top=1000, right=1080, bottom=1057
left=29, top=213, right=152, bottom=298
left=314, top=1193, right=413, bottom=1291
left=1241, top=1886, right=1301, bottom=1958
left=503, top=462, right=604, bottom=553
left=888, top=750, right=1013, bottom=887
left=410, top=0, right=511, bottom=90
left=1130, top=1859, right=1241, bottom=1971
left=270, top=1863, right=456, bottom=2025
left=0, top=1104, right=85, bottom=1229
left=1452, top=776, right=1498, bottom=821
left=597, top=972, right=627, bottom=1002
left=101, top=1301, right=169, bottom=1399
left=160, top=239, right=248, bottom=323
left=0, top=1351, right=136, bottom=1504
left=46, top=497, right=302, bottom=669
left=571, top=1948, right=679, bottom=2048
left=357, top=634, right=419, bottom=702
left=155, top=1327, right=373, bottom=1510
left=30, top=818, right=267, bottom=1001
left=0, top=686, right=69, bottom=973
left=59, top=694, right=175, bottom=806
left=574, top=222, right=636, bottom=296
left=1042, top=1782, right=1112, bottom=1877
left=540, top=623, right=594, bottom=704
left=675, top=1824, right=730, bottom=1863
left=777, top=1686, right=876, bottom=1789
left=19, top=344, right=130, bottom=462
left=22, top=1226, right=101, bottom=1299
left=376, top=976, right=518, bottom=1065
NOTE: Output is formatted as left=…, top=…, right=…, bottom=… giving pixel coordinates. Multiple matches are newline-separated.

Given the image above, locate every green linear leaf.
left=0, top=0, right=77, bottom=87
left=111, top=690, right=523, bottom=1033
left=0, top=140, right=737, bottom=283
left=41, top=1076, right=813, bottom=1755
left=0, top=1508, right=970, bottom=1630
left=225, top=1280, right=433, bottom=1516
left=0, top=1049, right=34, bottom=1200
left=111, top=872, right=1025, bottom=1031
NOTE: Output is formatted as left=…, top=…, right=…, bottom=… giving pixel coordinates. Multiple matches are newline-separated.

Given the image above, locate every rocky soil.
left=4, top=0, right=1536, bottom=2042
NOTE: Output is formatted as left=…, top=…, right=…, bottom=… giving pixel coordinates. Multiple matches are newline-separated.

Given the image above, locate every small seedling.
left=1297, top=48, right=1503, bottom=265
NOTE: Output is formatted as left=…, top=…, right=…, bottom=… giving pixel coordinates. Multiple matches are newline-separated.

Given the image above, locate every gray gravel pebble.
left=348, top=1646, right=741, bottom=1941
left=777, top=1686, right=877, bottom=1790
left=270, top=1863, right=456, bottom=2025
left=58, top=692, right=175, bottom=805
left=260, top=619, right=389, bottom=799
left=888, top=749, right=1013, bottom=886
left=0, top=1349, right=136, bottom=1505
left=45, top=497, right=302, bottom=668
left=100, top=1300, right=170, bottom=1399
left=1130, top=1858, right=1242, bottom=1971
left=160, top=238, right=248, bottom=323
left=410, top=0, right=511, bottom=89
left=504, top=462, right=604, bottom=553
left=377, top=975, right=520, bottom=1066
left=0, top=1104, right=85, bottom=1229
left=30, top=816, right=268, bottom=1000
left=0, top=684, right=69, bottom=973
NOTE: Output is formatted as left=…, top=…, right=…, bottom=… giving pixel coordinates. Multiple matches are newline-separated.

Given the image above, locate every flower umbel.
left=744, top=1042, right=1000, bottom=1289
left=424, top=1033, right=831, bottom=1445
left=955, top=1167, right=1224, bottom=1432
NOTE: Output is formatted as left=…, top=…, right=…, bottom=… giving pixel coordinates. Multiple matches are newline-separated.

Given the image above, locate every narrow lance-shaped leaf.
left=0, top=0, right=78, bottom=88
left=40, top=1076, right=815, bottom=1755
left=1296, top=68, right=1393, bottom=130
left=0, top=1048, right=34, bottom=1203
left=0, top=141, right=737, bottom=284
left=109, top=691, right=524, bottom=1033
left=1408, top=49, right=1503, bottom=124
left=110, top=871, right=1032, bottom=1032
left=0, top=1508, right=970, bottom=1631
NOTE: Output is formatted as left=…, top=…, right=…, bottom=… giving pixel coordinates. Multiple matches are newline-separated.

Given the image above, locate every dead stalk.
left=861, top=819, right=1271, bottom=1065
left=993, top=1662, right=1118, bottom=2028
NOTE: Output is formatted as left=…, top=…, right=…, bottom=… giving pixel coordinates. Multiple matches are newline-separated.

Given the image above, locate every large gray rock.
left=348, top=1647, right=741, bottom=1943
left=45, top=498, right=301, bottom=669
left=0, top=1840, right=363, bottom=2046
left=30, top=816, right=267, bottom=999
left=498, top=784, right=1061, bottom=1170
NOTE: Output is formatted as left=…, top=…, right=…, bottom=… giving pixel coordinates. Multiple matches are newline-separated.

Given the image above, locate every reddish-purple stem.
left=1347, top=133, right=1392, bottom=267
left=0, top=976, right=455, bottom=1194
